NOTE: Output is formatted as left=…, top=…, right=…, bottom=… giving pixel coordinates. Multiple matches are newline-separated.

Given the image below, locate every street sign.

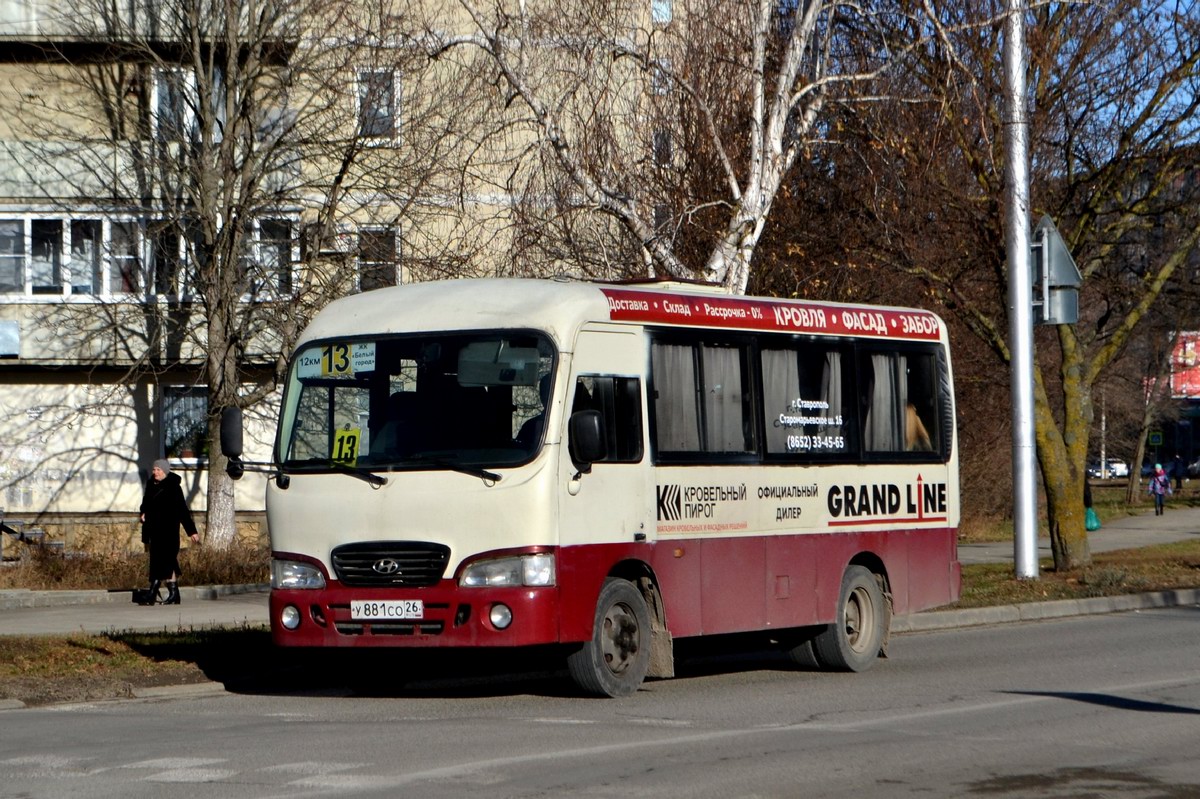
left=1031, top=216, right=1082, bottom=325
left=1149, top=431, right=1164, bottom=447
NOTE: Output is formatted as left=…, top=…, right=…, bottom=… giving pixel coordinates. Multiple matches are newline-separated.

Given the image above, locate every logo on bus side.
left=657, top=483, right=746, bottom=521
left=827, top=477, right=947, bottom=520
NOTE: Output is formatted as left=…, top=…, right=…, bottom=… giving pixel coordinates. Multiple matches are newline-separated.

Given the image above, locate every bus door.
left=556, top=326, right=653, bottom=627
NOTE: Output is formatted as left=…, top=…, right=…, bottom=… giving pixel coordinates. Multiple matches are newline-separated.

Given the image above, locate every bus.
left=224, top=277, right=960, bottom=697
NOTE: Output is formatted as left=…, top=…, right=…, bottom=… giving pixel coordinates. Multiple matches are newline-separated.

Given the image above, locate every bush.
left=0, top=540, right=269, bottom=590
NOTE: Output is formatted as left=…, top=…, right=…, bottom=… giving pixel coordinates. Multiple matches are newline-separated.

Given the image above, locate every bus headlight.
left=271, top=559, right=326, bottom=589
left=460, top=553, right=556, bottom=588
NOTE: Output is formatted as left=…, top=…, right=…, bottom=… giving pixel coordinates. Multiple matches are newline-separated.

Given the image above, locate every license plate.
left=350, top=599, right=423, bottom=620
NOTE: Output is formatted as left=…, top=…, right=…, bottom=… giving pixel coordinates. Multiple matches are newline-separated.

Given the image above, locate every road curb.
left=0, top=583, right=269, bottom=610
left=132, top=681, right=228, bottom=701
left=893, top=587, right=1200, bottom=632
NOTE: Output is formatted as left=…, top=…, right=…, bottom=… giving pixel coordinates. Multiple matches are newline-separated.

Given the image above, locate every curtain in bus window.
left=821, top=351, right=843, bottom=440
left=864, top=353, right=906, bottom=451
left=762, top=348, right=799, bottom=454
left=701, top=344, right=746, bottom=452
left=652, top=343, right=700, bottom=451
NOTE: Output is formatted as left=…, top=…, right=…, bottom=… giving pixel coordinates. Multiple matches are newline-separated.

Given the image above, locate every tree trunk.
left=202, top=298, right=241, bottom=549
left=204, top=437, right=238, bottom=548
left=1043, top=460, right=1089, bottom=570
left=1035, top=336, right=1093, bottom=572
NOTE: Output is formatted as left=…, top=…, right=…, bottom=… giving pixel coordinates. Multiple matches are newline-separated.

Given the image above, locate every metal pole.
left=1100, top=390, right=1107, bottom=479
left=1004, top=0, right=1039, bottom=579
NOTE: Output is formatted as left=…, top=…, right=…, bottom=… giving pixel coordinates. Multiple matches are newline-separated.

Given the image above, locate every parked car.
left=1088, top=458, right=1128, bottom=479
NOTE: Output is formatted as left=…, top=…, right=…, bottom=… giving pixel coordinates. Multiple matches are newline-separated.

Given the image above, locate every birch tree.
left=406, top=0, right=950, bottom=293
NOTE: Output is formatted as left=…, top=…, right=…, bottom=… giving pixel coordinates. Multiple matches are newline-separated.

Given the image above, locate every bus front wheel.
left=567, top=578, right=651, bottom=697
left=813, top=565, right=886, bottom=672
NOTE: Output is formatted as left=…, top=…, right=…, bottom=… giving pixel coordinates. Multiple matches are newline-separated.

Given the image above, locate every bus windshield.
left=277, top=331, right=556, bottom=473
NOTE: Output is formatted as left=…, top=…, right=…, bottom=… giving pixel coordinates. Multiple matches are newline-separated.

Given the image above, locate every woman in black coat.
left=139, top=458, right=200, bottom=604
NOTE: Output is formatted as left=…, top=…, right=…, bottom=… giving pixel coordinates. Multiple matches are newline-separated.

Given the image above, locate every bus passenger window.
left=761, top=343, right=850, bottom=457
left=651, top=339, right=754, bottom=457
left=572, top=375, right=643, bottom=463
left=862, top=350, right=941, bottom=457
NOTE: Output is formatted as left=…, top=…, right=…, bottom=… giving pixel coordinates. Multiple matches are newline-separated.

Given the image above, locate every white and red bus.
left=230, top=277, right=960, bottom=696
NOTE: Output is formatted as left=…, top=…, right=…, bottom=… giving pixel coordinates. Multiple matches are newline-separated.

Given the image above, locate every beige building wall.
left=0, top=0, right=669, bottom=547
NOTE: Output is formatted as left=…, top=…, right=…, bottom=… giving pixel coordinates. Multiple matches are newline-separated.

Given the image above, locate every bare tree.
left=5, top=0, right=483, bottom=545
left=404, top=0, right=953, bottom=293
left=831, top=0, right=1200, bottom=569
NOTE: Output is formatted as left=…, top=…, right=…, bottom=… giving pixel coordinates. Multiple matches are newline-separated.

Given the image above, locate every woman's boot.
left=164, top=581, right=181, bottom=605
left=136, top=579, right=160, bottom=606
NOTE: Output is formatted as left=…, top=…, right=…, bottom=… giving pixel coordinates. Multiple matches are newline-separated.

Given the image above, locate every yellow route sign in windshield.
left=332, top=426, right=361, bottom=466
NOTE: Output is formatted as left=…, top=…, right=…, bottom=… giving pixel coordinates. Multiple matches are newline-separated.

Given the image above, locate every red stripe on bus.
left=600, top=288, right=942, bottom=340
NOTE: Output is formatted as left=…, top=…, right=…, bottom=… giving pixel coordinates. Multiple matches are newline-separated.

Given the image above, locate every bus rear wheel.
left=813, top=565, right=885, bottom=672
left=567, top=578, right=651, bottom=697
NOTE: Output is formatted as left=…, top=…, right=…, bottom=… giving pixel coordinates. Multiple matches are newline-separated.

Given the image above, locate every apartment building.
left=0, top=0, right=416, bottom=545
left=0, top=0, right=679, bottom=545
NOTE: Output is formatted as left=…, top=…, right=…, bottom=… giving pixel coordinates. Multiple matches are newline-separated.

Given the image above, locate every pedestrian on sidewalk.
left=1148, top=464, right=1173, bottom=516
left=139, top=459, right=200, bottom=604
left=1172, top=454, right=1184, bottom=491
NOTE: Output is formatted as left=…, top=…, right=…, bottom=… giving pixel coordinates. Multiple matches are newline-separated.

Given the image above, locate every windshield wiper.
left=329, top=461, right=388, bottom=487
left=406, top=455, right=501, bottom=482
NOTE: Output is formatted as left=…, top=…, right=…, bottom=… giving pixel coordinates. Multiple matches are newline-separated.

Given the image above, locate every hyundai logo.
left=372, top=558, right=401, bottom=575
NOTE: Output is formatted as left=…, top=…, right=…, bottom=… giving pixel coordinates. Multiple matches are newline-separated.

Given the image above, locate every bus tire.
left=813, top=565, right=886, bottom=672
left=567, top=577, right=651, bottom=697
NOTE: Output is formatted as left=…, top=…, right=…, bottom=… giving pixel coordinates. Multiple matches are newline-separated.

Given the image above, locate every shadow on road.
left=110, top=627, right=826, bottom=699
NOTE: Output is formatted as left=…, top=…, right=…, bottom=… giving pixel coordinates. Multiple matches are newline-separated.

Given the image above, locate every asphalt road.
left=1, top=606, right=1198, bottom=798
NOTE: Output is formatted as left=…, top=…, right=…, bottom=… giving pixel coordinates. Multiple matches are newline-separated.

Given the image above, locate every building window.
left=358, top=69, right=397, bottom=139
left=151, top=226, right=182, bottom=295
left=109, top=221, right=141, bottom=294
left=162, top=385, right=207, bottom=460
left=652, top=0, right=672, bottom=25
left=154, top=69, right=192, bottom=142
left=70, top=219, right=101, bottom=295
left=651, top=59, right=671, bottom=95
left=358, top=227, right=398, bottom=291
left=0, top=221, right=24, bottom=293
left=653, top=128, right=672, bottom=166
left=30, top=220, right=62, bottom=295
left=240, top=219, right=295, bottom=297
left=653, top=203, right=672, bottom=234
left=261, top=219, right=294, bottom=294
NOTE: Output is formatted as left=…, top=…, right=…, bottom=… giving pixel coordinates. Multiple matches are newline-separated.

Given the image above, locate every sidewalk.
left=955, top=504, right=1200, bottom=565
left=2, top=506, right=1199, bottom=638
left=0, top=584, right=269, bottom=636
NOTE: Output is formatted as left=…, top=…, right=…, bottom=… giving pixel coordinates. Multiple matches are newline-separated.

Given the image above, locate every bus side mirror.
left=568, top=409, right=607, bottom=472
left=220, top=407, right=245, bottom=480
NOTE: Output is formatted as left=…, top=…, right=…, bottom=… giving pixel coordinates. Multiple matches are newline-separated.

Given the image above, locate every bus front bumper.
left=269, top=582, right=561, bottom=648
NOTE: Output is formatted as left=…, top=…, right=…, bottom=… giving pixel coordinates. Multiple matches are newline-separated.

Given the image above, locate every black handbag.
left=132, top=587, right=158, bottom=605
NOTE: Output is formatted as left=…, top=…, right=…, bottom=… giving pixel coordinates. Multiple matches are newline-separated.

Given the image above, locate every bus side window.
left=761, top=342, right=851, bottom=457
left=862, top=349, right=941, bottom=457
left=572, top=375, right=643, bottom=463
left=651, top=338, right=754, bottom=456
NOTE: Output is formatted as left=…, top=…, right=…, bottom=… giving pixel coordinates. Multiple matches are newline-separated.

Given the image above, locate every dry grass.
left=952, top=539, right=1200, bottom=608
left=0, top=540, right=269, bottom=590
